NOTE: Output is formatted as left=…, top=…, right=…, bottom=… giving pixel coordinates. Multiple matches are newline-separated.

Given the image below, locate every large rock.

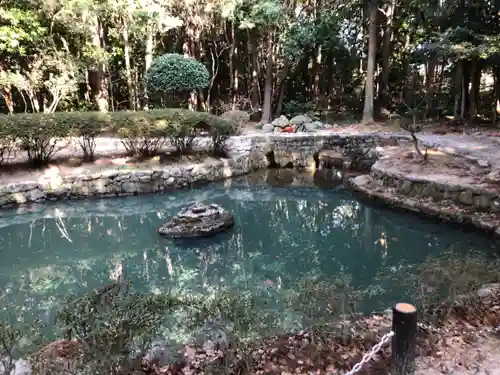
left=289, top=114, right=312, bottom=125
left=271, top=115, right=289, bottom=128
left=158, top=203, right=234, bottom=238
left=318, top=150, right=346, bottom=169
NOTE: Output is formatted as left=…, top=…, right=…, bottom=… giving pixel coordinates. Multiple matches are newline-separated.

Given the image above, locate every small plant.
left=400, top=99, right=428, bottom=161
left=210, top=119, right=237, bottom=157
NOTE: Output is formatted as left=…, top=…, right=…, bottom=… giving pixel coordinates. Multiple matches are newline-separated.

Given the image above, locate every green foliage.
left=0, top=113, right=70, bottom=166
left=145, top=53, right=210, bottom=95
left=282, top=100, right=315, bottom=117
left=0, top=109, right=238, bottom=163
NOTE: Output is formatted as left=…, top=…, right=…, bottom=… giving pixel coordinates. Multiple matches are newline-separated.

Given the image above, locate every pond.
left=0, top=172, right=499, bottom=341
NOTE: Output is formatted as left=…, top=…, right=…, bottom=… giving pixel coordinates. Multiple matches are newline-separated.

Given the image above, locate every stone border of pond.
left=0, top=131, right=404, bottom=208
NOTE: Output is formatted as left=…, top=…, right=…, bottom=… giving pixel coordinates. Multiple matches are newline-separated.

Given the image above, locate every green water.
left=0, top=175, right=498, bottom=337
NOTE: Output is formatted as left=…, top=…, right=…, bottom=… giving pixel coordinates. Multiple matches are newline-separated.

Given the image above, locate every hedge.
left=0, top=109, right=238, bottom=165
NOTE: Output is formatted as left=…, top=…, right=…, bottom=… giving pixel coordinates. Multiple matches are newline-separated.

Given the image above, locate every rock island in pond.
left=158, top=203, right=234, bottom=238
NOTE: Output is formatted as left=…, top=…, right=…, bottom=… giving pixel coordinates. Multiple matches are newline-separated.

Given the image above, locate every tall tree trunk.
left=275, top=58, right=290, bottom=116
left=228, top=20, right=235, bottom=108
left=143, top=24, right=154, bottom=109
left=378, top=0, right=395, bottom=109
left=362, top=0, right=378, bottom=123
left=89, top=17, right=108, bottom=112
left=469, top=58, right=481, bottom=122
left=425, top=54, right=437, bottom=118
left=453, top=61, right=463, bottom=121
left=0, top=87, right=14, bottom=114
left=494, top=64, right=500, bottom=127
left=122, top=16, right=135, bottom=111
left=248, top=32, right=260, bottom=110
left=261, top=33, right=274, bottom=123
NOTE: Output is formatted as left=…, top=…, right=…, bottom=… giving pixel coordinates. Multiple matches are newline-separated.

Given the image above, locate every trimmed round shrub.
left=145, top=53, right=210, bottom=94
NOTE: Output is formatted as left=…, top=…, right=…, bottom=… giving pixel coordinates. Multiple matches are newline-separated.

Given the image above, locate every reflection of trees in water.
left=1, top=188, right=498, bottom=333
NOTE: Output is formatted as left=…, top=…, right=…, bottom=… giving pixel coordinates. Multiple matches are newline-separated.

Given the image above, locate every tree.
left=362, top=0, right=377, bottom=124
left=144, top=53, right=210, bottom=109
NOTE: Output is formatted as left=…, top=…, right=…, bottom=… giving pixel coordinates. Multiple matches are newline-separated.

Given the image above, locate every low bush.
left=0, top=113, right=71, bottom=166
left=0, top=109, right=238, bottom=165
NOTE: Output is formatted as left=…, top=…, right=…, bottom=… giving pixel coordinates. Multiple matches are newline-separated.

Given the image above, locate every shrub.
left=0, top=113, right=71, bottom=167
left=68, top=112, right=113, bottom=161
left=112, top=111, right=169, bottom=157
left=282, top=99, right=315, bottom=117
left=210, top=119, right=238, bottom=156
left=221, top=110, right=249, bottom=127
left=145, top=53, right=210, bottom=95
left=0, top=109, right=238, bottom=165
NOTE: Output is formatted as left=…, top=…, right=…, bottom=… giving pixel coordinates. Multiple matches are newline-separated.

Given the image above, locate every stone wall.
left=370, top=163, right=500, bottom=214
left=229, top=132, right=405, bottom=171
left=0, top=131, right=405, bottom=208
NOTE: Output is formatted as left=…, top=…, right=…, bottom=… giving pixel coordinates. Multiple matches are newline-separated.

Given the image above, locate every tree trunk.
left=228, top=20, right=235, bottom=108
left=143, top=24, right=154, bottom=109
left=89, top=17, right=108, bottom=112
left=275, top=58, right=290, bottom=116
left=261, top=33, right=274, bottom=123
left=453, top=62, right=463, bottom=121
left=248, top=31, right=260, bottom=110
left=0, top=86, right=14, bottom=114
left=469, top=58, right=481, bottom=122
left=122, top=16, right=135, bottom=111
left=494, top=64, right=500, bottom=127
left=378, top=0, right=395, bottom=109
left=425, top=54, right=437, bottom=118
left=362, top=0, right=378, bottom=123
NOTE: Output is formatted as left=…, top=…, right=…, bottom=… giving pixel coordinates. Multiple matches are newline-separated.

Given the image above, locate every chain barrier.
left=341, top=330, right=394, bottom=375
left=339, top=322, right=500, bottom=375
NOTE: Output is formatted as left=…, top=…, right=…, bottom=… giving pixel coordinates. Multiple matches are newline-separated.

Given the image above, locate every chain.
left=333, top=321, right=500, bottom=375
left=341, top=331, right=394, bottom=375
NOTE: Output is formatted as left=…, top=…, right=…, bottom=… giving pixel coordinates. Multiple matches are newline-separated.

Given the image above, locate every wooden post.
left=391, top=302, right=417, bottom=375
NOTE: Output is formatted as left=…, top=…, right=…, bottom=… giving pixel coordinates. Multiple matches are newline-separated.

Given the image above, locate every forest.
left=0, top=0, right=499, bottom=125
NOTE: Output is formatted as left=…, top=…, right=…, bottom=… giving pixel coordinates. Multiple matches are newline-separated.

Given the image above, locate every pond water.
left=0, top=172, right=499, bottom=340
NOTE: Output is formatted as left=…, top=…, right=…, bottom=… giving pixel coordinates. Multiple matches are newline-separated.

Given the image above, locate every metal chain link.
left=342, top=330, right=394, bottom=375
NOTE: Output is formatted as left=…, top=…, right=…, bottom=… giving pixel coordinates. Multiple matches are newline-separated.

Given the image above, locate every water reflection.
left=0, top=181, right=498, bottom=336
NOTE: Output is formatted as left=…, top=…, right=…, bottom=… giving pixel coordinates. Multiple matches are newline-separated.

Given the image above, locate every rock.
left=476, top=283, right=500, bottom=299
left=474, top=195, right=491, bottom=210
left=158, top=203, right=234, bottom=238
left=195, top=322, right=230, bottom=352
left=289, top=114, right=312, bottom=126
left=485, top=169, right=500, bottom=183
left=477, top=159, right=490, bottom=168
left=261, top=124, right=274, bottom=133
left=318, top=150, right=345, bottom=169
left=457, top=190, right=474, bottom=205
left=0, top=358, right=32, bottom=375
left=271, top=115, right=289, bottom=128
left=491, top=199, right=500, bottom=213
left=143, top=340, right=183, bottom=368
left=304, top=122, right=319, bottom=132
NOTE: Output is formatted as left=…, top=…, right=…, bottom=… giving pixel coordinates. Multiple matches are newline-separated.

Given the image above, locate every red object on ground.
left=282, top=126, right=294, bottom=133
